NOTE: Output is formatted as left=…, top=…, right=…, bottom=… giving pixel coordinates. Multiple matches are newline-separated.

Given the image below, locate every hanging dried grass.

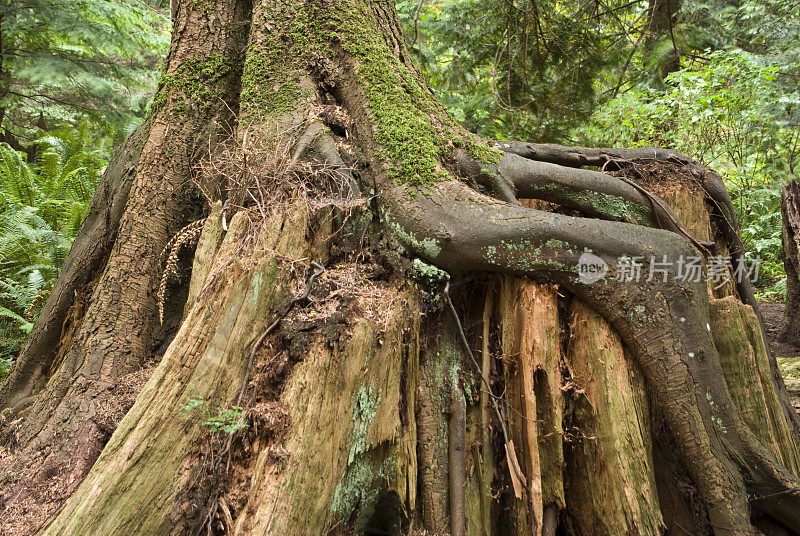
left=160, top=110, right=373, bottom=323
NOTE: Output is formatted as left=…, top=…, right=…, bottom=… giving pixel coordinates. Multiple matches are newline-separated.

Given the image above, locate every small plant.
left=203, top=406, right=249, bottom=435
left=182, top=394, right=248, bottom=435
left=182, top=393, right=208, bottom=413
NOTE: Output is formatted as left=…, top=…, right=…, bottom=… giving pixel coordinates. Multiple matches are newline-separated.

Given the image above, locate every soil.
left=760, top=302, right=800, bottom=410
left=760, top=302, right=800, bottom=359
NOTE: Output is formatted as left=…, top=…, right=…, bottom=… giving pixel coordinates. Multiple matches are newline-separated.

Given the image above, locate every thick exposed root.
left=496, top=142, right=800, bottom=431
left=378, top=179, right=800, bottom=534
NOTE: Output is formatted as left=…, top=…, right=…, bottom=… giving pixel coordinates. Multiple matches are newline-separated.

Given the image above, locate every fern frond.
left=157, top=218, right=207, bottom=324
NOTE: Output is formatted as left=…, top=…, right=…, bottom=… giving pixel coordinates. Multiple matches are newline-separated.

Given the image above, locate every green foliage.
left=0, top=0, right=169, bottom=143
left=203, top=407, right=248, bottom=435
left=0, top=123, right=102, bottom=365
left=182, top=394, right=208, bottom=413
left=397, top=0, right=637, bottom=142
left=577, top=51, right=799, bottom=176
left=182, top=394, right=249, bottom=435
left=0, top=0, right=167, bottom=369
left=576, top=49, right=798, bottom=298
left=733, top=182, right=787, bottom=301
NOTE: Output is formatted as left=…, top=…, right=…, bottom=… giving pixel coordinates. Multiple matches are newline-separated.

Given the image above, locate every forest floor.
left=761, top=302, right=800, bottom=410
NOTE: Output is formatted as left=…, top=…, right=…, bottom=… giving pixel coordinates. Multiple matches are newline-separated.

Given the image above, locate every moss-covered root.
left=456, top=149, right=675, bottom=229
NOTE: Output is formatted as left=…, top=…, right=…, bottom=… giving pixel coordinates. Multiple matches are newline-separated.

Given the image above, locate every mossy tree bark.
left=2, top=2, right=800, bottom=536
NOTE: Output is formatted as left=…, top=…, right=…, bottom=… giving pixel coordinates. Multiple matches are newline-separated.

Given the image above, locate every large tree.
left=1, top=2, right=800, bottom=535
left=781, top=181, right=800, bottom=348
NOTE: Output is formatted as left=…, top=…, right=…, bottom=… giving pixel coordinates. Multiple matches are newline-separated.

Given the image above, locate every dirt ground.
left=760, top=302, right=800, bottom=359
left=760, top=302, right=800, bottom=408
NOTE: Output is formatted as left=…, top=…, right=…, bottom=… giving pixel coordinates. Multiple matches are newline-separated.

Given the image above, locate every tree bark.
left=781, top=180, right=800, bottom=347
left=2, top=2, right=799, bottom=536
left=644, top=0, right=681, bottom=81
left=0, top=0, right=251, bottom=531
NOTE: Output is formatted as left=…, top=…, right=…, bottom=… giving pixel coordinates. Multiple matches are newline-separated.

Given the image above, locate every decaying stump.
left=37, top=167, right=799, bottom=536
left=4, top=2, right=800, bottom=535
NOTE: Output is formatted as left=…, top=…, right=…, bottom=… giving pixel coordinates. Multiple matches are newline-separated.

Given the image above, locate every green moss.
left=463, top=134, right=503, bottom=166
left=152, top=55, right=232, bottom=114
left=239, top=1, right=502, bottom=189
left=239, top=42, right=306, bottom=118
left=306, top=2, right=461, bottom=188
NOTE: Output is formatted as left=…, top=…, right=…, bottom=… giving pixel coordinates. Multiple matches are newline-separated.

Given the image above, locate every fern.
left=0, top=126, right=105, bottom=362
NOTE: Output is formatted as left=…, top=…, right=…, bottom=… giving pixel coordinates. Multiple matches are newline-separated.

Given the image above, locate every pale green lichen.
left=382, top=210, right=442, bottom=259
left=411, top=258, right=449, bottom=291
left=539, top=183, right=652, bottom=223
left=330, top=384, right=390, bottom=527
left=248, top=272, right=264, bottom=305
left=544, top=239, right=571, bottom=250
left=348, top=385, right=382, bottom=464
left=330, top=452, right=395, bottom=527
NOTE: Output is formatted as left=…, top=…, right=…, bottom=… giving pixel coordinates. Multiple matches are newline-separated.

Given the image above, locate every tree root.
left=494, top=141, right=800, bottom=431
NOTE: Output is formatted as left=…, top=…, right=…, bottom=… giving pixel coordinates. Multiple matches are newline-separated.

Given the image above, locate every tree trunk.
left=2, top=2, right=800, bottom=536
left=781, top=180, right=800, bottom=348
left=0, top=0, right=251, bottom=531
left=644, top=0, right=681, bottom=81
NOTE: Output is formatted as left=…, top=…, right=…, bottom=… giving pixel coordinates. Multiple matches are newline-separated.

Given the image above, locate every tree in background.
left=396, top=0, right=636, bottom=141
left=0, top=0, right=169, bottom=148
